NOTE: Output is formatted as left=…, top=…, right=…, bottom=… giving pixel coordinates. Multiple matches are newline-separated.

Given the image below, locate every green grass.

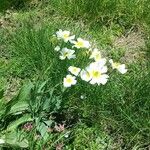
left=0, top=0, right=150, bottom=149
left=50, top=0, right=150, bottom=29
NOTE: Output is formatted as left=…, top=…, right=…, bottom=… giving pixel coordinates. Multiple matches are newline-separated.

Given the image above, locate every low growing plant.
left=0, top=29, right=129, bottom=149
left=0, top=80, right=63, bottom=149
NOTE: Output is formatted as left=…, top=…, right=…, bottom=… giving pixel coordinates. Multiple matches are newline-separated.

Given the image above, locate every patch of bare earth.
left=114, top=30, right=146, bottom=63
left=4, top=77, right=21, bottom=101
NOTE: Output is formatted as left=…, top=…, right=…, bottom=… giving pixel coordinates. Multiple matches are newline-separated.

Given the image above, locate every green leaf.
left=36, top=122, right=49, bottom=141
left=18, top=81, right=34, bottom=102
left=4, top=131, right=29, bottom=148
left=5, top=81, right=33, bottom=116
left=7, top=100, right=29, bottom=115
left=0, top=89, right=4, bottom=99
left=7, top=114, right=33, bottom=132
left=44, top=120, right=53, bottom=126
left=43, top=95, right=62, bottom=113
left=43, top=97, right=51, bottom=111
left=37, top=81, right=47, bottom=93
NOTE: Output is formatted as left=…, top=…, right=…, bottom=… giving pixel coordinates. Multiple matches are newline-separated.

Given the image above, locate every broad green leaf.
left=5, top=131, right=28, bottom=148
left=36, top=122, right=49, bottom=141
left=7, top=100, right=29, bottom=115
left=43, top=97, right=51, bottom=111
left=7, top=114, right=32, bottom=132
left=44, top=120, right=53, bottom=126
left=18, top=81, right=34, bottom=102
left=5, top=81, right=33, bottom=116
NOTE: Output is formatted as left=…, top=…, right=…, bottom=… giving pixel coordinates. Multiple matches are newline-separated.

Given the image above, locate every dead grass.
left=4, top=77, right=21, bottom=101
left=114, top=30, right=146, bottom=63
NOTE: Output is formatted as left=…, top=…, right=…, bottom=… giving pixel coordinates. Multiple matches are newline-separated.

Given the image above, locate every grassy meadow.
left=0, top=0, right=150, bottom=149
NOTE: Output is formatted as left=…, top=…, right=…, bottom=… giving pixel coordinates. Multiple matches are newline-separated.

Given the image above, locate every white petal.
left=0, top=139, right=5, bottom=144
left=68, top=66, right=81, bottom=76
left=68, top=54, right=76, bottom=59
left=100, top=66, right=108, bottom=73
left=64, top=38, right=69, bottom=43
left=54, top=46, right=60, bottom=51
left=109, top=59, right=113, bottom=64
left=63, top=75, right=76, bottom=87
left=63, top=82, right=71, bottom=87
left=69, top=35, right=75, bottom=41
left=84, top=41, right=91, bottom=48
left=97, top=58, right=107, bottom=66
left=64, top=30, right=70, bottom=35
left=72, top=79, right=77, bottom=85
left=118, top=64, right=127, bottom=74
left=89, top=78, right=97, bottom=84
left=56, top=29, right=63, bottom=38
left=80, top=70, right=91, bottom=82
left=59, top=55, right=65, bottom=60
left=77, top=38, right=82, bottom=41
left=98, top=74, right=109, bottom=85
left=70, top=40, right=76, bottom=44
left=61, top=47, right=68, bottom=52
left=70, top=49, right=75, bottom=54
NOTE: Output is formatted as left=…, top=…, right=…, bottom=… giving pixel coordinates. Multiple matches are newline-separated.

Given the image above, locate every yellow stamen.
left=63, top=34, right=69, bottom=39
left=95, top=54, right=101, bottom=60
left=113, top=63, right=120, bottom=69
left=66, top=78, right=72, bottom=83
left=92, top=71, right=101, bottom=78
left=73, top=68, right=77, bottom=72
left=76, top=41, right=84, bottom=47
left=64, top=52, right=68, bottom=57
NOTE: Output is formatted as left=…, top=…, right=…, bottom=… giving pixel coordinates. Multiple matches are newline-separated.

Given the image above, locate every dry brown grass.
left=114, top=30, right=146, bottom=63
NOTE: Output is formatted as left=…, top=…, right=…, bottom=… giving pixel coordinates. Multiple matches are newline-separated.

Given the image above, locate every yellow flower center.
left=63, top=34, right=69, bottom=39
left=64, top=52, right=69, bottom=57
left=92, top=71, right=101, bottom=78
left=76, top=41, right=84, bottom=47
left=95, top=54, right=101, bottom=60
left=66, top=78, right=72, bottom=83
left=73, top=68, right=77, bottom=72
left=113, top=63, right=120, bottom=69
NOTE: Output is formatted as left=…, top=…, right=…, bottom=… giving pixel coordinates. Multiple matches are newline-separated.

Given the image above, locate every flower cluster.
left=54, top=29, right=127, bottom=88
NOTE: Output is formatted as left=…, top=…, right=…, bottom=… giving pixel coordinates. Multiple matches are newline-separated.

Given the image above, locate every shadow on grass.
left=0, top=0, right=30, bottom=12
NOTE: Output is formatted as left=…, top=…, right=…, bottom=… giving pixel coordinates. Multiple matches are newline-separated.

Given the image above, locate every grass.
left=0, top=0, right=150, bottom=149
left=50, top=0, right=150, bottom=29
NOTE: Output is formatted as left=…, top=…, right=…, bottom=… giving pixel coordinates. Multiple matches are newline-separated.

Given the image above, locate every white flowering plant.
left=53, top=29, right=127, bottom=88
left=0, top=28, right=128, bottom=149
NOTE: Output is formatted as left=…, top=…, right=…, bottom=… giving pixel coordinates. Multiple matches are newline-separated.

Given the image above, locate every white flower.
left=68, top=66, right=81, bottom=76
left=86, top=62, right=109, bottom=85
left=80, top=94, right=87, bottom=99
left=63, top=75, right=77, bottom=87
left=73, top=38, right=91, bottom=49
left=64, top=132, right=70, bottom=138
left=90, top=58, right=107, bottom=67
left=54, top=46, right=61, bottom=51
left=56, top=29, right=75, bottom=43
left=64, top=134, right=69, bottom=138
left=109, top=59, right=127, bottom=74
left=89, top=48, right=102, bottom=61
left=59, top=48, right=76, bottom=60
left=0, top=139, right=5, bottom=144
left=80, top=69, right=92, bottom=82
